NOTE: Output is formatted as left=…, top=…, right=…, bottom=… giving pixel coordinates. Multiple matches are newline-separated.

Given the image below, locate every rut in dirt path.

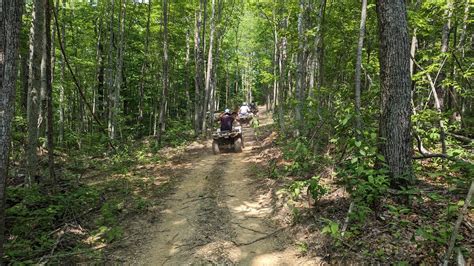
left=132, top=116, right=320, bottom=265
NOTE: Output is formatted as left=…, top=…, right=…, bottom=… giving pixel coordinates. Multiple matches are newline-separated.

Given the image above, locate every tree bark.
left=201, top=0, right=216, bottom=136
left=295, top=0, right=305, bottom=134
left=44, top=0, right=55, bottom=183
left=0, top=0, right=24, bottom=259
left=194, top=4, right=203, bottom=135
left=376, top=0, right=413, bottom=187
left=185, top=27, right=192, bottom=123
left=58, top=0, right=66, bottom=145
left=27, top=0, right=45, bottom=184
left=106, top=0, right=116, bottom=139
left=156, top=0, right=169, bottom=145
left=278, top=35, right=287, bottom=133
left=109, top=0, right=126, bottom=141
left=315, top=0, right=326, bottom=118
left=354, top=0, right=367, bottom=135
left=436, top=0, right=453, bottom=111
left=138, top=0, right=151, bottom=122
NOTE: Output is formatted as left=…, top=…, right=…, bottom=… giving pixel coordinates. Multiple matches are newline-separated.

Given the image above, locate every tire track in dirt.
left=136, top=153, right=221, bottom=265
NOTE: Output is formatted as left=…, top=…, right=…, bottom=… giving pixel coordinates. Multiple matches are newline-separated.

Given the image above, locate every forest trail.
left=117, top=109, right=321, bottom=265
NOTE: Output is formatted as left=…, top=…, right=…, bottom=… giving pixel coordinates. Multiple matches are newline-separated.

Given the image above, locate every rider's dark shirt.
left=220, top=114, right=234, bottom=131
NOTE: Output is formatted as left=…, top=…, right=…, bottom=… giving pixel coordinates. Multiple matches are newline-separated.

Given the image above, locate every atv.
left=237, top=113, right=253, bottom=125
left=249, top=103, right=259, bottom=115
left=212, top=126, right=243, bottom=154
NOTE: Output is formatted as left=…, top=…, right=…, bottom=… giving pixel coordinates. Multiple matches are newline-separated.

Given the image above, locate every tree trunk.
left=376, top=0, right=413, bottom=187
left=272, top=16, right=278, bottom=109
left=109, top=0, right=126, bottom=141
left=201, top=0, right=216, bottom=136
left=138, top=0, right=151, bottom=122
left=27, top=0, right=45, bottom=184
left=0, top=0, right=24, bottom=259
left=295, top=0, right=305, bottom=134
left=106, top=0, right=116, bottom=139
left=278, top=35, right=287, bottom=133
left=185, top=28, right=192, bottom=123
left=315, top=0, right=326, bottom=118
left=194, top=5, right=203, bottom=135
left=58, top=0, right=66, bottom=145
left=354, top=0, right=367, bottom=135
left=44, top=0, right=55, bottom=183
left=437, top=0, right=453, bottom=111
left=20, top=51, right=29, bottom=113
left=456, top=0, right=469, bottom=54
left=156, top=0, right=169, bottom=145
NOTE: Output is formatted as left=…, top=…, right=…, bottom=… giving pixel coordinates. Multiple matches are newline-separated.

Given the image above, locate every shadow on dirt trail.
left=108, top=109, right=322, bottom=265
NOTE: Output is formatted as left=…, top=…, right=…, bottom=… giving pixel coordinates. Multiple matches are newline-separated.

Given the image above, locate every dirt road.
left=115, top=111, right=320, bottom=265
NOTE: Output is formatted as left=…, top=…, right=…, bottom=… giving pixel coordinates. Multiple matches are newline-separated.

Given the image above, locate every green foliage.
left=321, top=219, right=341, bottom=239
left=282, top=137, right=317, bottom=176
left=287, top=176, right=327, bottom=203
left=5, top=185, right=100, bottom=262
left=338, top=130, right=390, bottom=208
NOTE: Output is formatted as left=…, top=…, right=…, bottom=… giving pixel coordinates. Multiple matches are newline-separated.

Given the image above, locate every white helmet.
left=224, top=108, right=230, bottom=113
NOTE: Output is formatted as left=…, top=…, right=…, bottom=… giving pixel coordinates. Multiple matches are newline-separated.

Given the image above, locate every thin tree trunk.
left=194, top=5, right=203, bottom=135
left=96, top=17, right=105, bottom=121
left=109, top=0, right=126, bottom=141
left=272, top=19, right=278, bottom=109
left=278, top=35, right=287, bottom=133
left=58, top=0, right=66, bottom=144
left=354, top=0, right=367, bottom=135
left=0, top=0, right=24, bottom=259
left=376, top=0, right=413, bottom=187
left=156, top=0, right=169, bottom=144
left=456, top=0, right=469, bottom=54
left=295, top=0, right=305, bottom=134
left=315, top=0, right=326, bottom=118
left=436, top=0, right=453, bottom=111
left=201, top=0, right=216, bottom=136
left=44, top=0, right=55, bottom=183
left=27, top=0, right=45, bottom=184
left=20, top=51, right=29, bottom=113
left=106, top=0, right=116, bottom=139
left=185, top=27, right=192, bottom=123
left=139, top=0, right=151, bottom=122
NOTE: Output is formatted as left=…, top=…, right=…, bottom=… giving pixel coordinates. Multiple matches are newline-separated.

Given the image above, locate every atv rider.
left=219, top=109, right=234, bottom=131
left=239, top=102, right=251, bottom=117
left=249, top=102, right=258, bottom=114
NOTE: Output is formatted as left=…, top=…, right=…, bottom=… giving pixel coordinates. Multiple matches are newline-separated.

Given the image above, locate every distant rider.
left=219, top=108, right=234, bottom=131
left=239, top=102, right=251, bottom=116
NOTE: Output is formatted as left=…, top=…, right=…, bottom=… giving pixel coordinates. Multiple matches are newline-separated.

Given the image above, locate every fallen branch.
left=443, top=178, right=474, bottom=266
left=234, top=227, right=285, bottom=246
left=231, top=222, right=269, bottom=235
left=341, top=202, right=354, bottom=236
left=413, top=153, right=472, bottom=165
left=413, top=133, right=472, bottom=165
left=448, top=132, right=473, bottom=144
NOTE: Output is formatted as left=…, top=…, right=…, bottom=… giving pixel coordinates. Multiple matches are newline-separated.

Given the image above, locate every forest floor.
left=105, top=108, right=323, bottom=264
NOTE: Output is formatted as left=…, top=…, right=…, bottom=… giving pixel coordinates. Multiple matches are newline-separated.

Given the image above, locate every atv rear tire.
left=212, top=140, right=220, bottom=154
left=234, top=138, right=243, bottom=153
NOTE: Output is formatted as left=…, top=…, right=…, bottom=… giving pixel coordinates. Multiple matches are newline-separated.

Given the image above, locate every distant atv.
left=212, top=126, right=243, bottom=154
left=237, top=113, right=253, bottom=125
left=249, top=103, right=258, bottom=115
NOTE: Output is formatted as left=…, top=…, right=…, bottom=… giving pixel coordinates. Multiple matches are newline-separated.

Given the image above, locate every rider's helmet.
left=224, top=108, right=230, bottom=114
left=243, top=102, right=247, bottom=106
